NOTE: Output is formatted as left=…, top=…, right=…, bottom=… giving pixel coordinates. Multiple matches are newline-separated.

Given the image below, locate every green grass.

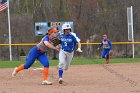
left=0, top=58, right=140, bottom=68
left=71, top=58, right=140, bottom=65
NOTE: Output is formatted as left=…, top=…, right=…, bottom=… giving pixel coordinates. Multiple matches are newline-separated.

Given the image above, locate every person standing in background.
left=97, top=34, right=112, bottom=64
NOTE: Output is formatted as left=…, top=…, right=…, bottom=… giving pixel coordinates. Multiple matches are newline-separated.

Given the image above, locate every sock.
left=104, top=57, right=107, bottom=62
left=43, top=68, right=49, bottom=80
left=58, top=68, right=63, bottom=78
left=16, top=64, right=24, bottom=73
left=106, top=59, right=110, bottom=64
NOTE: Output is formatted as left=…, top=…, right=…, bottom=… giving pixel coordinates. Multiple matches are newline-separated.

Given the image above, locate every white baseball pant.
left=58, top=49, right=74, bottom=70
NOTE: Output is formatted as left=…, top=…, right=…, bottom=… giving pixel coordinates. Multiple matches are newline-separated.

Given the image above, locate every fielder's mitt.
left=49, top=32, right=61, bottom=46
left=50, top=37, right=61, bottom=46
left=109, top=51, right=113, bottom=56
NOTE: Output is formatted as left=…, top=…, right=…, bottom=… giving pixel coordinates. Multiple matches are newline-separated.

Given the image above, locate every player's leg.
left=12, top=46, right=40, bottom=77
left=102, top=49, right=108, bottom=64
left=58, top=50, right=66, bottom=84
left=38, top=53, right=52, bottom=85
left=59, top=52, right=73, bottom=83
left=102, top=49, right=106, bottom=58
left=64, top=52, right=74, bottom=70
left=105, top=50, right=110, bottom=64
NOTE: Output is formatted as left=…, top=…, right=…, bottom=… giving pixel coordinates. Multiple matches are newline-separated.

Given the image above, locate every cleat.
left=42, top=80, right=52, bottom=85
left=59, top=78, right=63, bottom=84
left=12, top=67, right=18, bottom=77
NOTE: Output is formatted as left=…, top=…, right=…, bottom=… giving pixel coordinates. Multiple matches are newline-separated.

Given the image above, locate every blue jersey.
left=60, top=33, right=80, bottom=52
left=99, top=39, right=112, bottom=50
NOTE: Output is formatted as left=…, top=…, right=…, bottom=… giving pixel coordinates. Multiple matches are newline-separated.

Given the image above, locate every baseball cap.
left=47, top=28, right=59, bottom=35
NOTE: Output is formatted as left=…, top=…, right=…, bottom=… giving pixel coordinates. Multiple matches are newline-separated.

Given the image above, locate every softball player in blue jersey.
left=97, top=34, right=112, bottom=64
left=12, top=28, right=59, bottom=85
left=58, top=24, right=82, bottom=84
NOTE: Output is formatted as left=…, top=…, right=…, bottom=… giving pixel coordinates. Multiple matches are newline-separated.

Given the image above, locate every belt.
left=62, top=49, right=73, bottom=53
left=37, top=48, right=45, bottom=53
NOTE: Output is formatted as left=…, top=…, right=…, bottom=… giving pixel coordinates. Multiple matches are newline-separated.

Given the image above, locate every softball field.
left=0, top=63, right=140, bottom=93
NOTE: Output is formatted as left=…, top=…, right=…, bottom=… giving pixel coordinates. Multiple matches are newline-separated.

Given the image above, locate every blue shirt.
left=43, top=36, right=49, bottom=41
left=60, top=33, right=79, bottom=52
left=99, top=39, right=112, bottom=50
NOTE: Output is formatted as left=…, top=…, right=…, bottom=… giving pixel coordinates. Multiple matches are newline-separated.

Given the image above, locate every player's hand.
left=97, top=48, right=100, bottom=50
left=76, top=48, right=83, bottom=52
left=55, top=48, right=60, bottom=52
left=109, top=50, right=113, bottom=56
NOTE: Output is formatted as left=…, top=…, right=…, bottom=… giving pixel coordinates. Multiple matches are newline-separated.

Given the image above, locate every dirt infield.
left=0, top=63, right=140, bottom=93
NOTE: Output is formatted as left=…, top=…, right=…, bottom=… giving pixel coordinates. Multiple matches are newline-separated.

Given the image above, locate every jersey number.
left=64, top=42, right=67, bottom=46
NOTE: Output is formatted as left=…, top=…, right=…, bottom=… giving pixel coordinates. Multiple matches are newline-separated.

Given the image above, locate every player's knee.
left=58, top=62, right=64, bottom=69
left=102, top=55, right=105, bottom=58
left=24, top=64, right=31, bottom=69
left=43, top=63, right=49, bottom=68
left=64, top=64, right=70, bottom=70
left=106, top=55, right=109, bottom=59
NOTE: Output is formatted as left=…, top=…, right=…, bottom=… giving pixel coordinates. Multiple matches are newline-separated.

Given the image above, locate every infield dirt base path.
left=0, top=63, right=140, bottom=93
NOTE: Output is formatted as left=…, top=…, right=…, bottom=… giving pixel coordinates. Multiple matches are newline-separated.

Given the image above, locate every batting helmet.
left=62, top=24, right=71, bottom=31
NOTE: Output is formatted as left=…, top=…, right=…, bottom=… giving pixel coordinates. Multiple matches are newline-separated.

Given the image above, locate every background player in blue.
left=12, top=28, right=59, bottom=85
left=58, top=23, right=82, bottom=84
left=97, top=34, right=112, bottom=64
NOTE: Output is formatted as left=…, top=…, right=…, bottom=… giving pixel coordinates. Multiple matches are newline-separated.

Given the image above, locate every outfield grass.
left=0, top=58, right=140, bottom=68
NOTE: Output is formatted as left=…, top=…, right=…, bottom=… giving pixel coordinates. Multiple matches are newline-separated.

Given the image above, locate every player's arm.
left=97, top=41, right=103, bottom=50
left=71, top=32, right=82, bottom=52
left=44, top=41, right=59, bottom=51
left=108, top=40, right=112, bottom=50
left=108, top=40, right=113, bottom=56
left=77, top=42, right=81, bottom=49
left=76, top=42, right=82, bottom=52
left=43, top=36, right=59, bottom=51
